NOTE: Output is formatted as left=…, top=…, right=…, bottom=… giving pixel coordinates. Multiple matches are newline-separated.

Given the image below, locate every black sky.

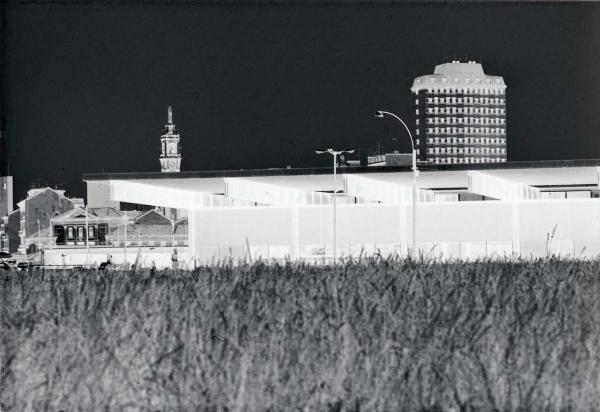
left=2, top=1, right=600, bottom=201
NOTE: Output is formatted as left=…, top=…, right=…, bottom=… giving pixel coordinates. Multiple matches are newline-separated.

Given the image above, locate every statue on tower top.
left=168, top=106, right=173, bottom=125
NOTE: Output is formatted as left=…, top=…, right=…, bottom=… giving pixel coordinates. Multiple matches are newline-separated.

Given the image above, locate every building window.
left=416, top=109, right=419, bottom=115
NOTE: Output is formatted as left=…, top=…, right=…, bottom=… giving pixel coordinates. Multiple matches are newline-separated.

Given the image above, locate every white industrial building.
left=80, top=160, right=600, bottom=267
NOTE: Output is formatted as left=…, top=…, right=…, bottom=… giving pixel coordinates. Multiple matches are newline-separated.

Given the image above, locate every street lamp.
left=316, top=148, right=355, bottom=264
left=36, top=218, right=41, bottom=251
left=34, top=208, right=51, bottom=253
left=171, top=217, right=176, bottom=250
left=374, top=110, right=420, bottom=256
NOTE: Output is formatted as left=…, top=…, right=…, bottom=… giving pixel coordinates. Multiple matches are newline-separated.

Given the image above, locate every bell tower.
left=160, top=106, right=182, bottom=173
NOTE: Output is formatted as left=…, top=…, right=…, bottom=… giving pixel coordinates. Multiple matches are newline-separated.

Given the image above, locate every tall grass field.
left=2, top=257, right=600, bottom=411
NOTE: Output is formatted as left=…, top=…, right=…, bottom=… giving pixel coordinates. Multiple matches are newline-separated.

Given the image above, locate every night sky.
left=2, top=1, right=600, bottom=201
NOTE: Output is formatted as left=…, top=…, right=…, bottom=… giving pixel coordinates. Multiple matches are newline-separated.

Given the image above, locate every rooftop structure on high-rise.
left=411, top=61, right=507, bottom=165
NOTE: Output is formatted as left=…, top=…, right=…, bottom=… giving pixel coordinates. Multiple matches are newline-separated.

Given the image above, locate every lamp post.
left=316, top=148, right=355, bottom=264
left=36, top=219, right=40, bottom=251
left=123, top=216, right=128, bottom=265
left=85, top=205, right=89, bottom=267
left=374, top=110, right=419, bottom=256
left=34, top=208, right=50, bottom=253
left=171, top=218, right=176, bottom=250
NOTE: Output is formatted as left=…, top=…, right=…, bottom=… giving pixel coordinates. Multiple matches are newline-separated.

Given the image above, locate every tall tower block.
left=160, top=106, right=182, bottom=173
left=411, top=61, right=507, bottom=165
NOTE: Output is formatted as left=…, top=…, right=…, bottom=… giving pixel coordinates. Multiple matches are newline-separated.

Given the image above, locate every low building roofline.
left=82, top=159, right=600, bottom=182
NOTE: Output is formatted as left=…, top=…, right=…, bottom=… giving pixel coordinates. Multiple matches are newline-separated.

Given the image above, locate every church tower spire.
left=160, top=106, right=182, bottom=173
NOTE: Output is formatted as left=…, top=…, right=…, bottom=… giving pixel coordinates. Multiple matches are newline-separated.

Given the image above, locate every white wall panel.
left=344, top=175, right=435, bottom=203
left=468, top=171, right=541, bottom=200
left=566, top=191, right=591, bottom=199
left=415, top=201, right=513, bottom=242
left=186, top=199, right=600, bottom=262
left=519, top=199, right=600, bottom=242
left=87, top=181, right=119, bottom=208
left=224, top=178, right=344, bottom=206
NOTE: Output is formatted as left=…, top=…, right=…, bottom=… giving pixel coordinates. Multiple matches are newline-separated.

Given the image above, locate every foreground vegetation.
left=1, top=257, right=600, bottom=411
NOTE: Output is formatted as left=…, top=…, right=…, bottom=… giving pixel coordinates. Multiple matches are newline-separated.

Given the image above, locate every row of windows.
left=423, top=107, right=506, bottom=115
left=417, top=97, right=505, bottom=105
left=425, top=127, right=506, bottom=135
left=428, top=147, right=506, bottom=155
left=65, top=225, right=95, bottom=240
left=422, top=137, right=506, bottom=145
left=430, top=157, right=507, bottom=164
left=423, top=117, right=506, bottom=126
left=415, top=87, right=506, bottom=95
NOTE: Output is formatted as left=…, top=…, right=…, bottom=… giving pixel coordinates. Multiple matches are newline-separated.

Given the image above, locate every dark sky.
left=2, top=1, right=600, bottom=201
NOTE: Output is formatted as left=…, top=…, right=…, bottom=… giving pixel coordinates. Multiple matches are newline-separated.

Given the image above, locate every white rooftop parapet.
left=467, top=171, right=542, bottom=200
left=109, top=180, right=245, bottom=210
left=224, top=178, right=352, bottom=206
left=344, top=175, right=435, bottom=203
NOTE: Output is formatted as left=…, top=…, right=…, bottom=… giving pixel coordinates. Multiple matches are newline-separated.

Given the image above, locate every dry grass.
left=1, top=256, right=600, bottom=411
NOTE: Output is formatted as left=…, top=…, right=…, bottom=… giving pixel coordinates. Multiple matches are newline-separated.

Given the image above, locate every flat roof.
left=83, top=159, right=600, bottom=182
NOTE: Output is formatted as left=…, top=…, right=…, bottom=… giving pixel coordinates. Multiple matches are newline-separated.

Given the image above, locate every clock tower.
left=160, top=106, right=182, bottom=173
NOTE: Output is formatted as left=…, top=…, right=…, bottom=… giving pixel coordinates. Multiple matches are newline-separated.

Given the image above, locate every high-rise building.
left=0, top=176, right=13, bottom=218
left=160, top=106, right=182, bottom=173
left=411, top=61, right=507, bottom=164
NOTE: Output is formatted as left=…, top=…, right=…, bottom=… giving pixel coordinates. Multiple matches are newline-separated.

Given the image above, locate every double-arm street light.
left=316, top=148, right=355, bottom=264
left=374, top=110, right=419, bottom=256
